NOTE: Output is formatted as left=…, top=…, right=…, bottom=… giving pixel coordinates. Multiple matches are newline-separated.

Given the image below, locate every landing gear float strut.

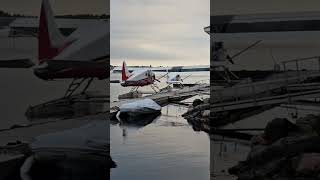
left=64, top=77, right=94, bottom=97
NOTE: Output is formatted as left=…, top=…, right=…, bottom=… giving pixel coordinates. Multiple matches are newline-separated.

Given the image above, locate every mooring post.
left=282, top=62, right=289, bottom=93
left=295, top=60, right=300, bottom=82
left=318, top=57, right=320, bottom=71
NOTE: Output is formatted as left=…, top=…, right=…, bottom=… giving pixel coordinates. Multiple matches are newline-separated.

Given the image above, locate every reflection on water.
left=27, top=164, right=109, bottom=180
left=0, top=37, right=110, bottom=180
left=210, top=135, right=250, bottom=180
left=110, top=72, right=210, bottom=180
left=111, top=105, right=210, bottom=180
left=117, top=111, right=162, bottom=127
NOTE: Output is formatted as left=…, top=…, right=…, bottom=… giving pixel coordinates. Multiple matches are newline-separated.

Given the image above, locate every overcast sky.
left=0, top=0, right=108, bottom=15
left=110, top=0, right=209, bottom=66
left=1, top=0, right=209, bottom=66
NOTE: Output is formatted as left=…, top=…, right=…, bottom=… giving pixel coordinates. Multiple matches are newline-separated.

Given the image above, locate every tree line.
left=0, top=10, right=109, bottom=19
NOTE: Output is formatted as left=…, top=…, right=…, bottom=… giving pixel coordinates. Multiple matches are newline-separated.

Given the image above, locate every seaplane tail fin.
left=38, top=0, right=73, bottom=64
left=122, top=61, right=131, bottom=81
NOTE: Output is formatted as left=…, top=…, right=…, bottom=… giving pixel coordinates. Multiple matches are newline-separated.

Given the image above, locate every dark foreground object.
left=30, top=159, right=116, bottom=180
left=117, top=111, right=161, bottom=127
left=4, top=156, right=116, bottom=180
left=229, top=115, right=320, bottom=180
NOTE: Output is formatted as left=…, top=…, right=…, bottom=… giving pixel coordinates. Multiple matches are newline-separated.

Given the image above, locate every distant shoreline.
left=0, top=10, right=109, bottom=19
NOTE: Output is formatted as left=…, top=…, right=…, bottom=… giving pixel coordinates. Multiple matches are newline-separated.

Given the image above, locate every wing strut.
left=64, top=77, right=94, bottom=97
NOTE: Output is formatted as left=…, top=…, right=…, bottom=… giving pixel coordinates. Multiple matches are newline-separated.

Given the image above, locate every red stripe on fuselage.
left=122, top=62, right=128, bottom=81
left=38, top=2, right=75, bottom=64
left=121, top=77, right=154, bottom=87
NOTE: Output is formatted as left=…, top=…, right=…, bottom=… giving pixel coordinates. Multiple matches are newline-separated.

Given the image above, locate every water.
left=0, top=37, right=109, bottom=179
left=0, top=37, right=108, bottom=132
left=2, top=37, right=318, bottom=180
left=110, top=71, right=210, bottom=180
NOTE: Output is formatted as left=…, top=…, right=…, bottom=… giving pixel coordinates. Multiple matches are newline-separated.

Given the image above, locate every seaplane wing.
left=208, top=11, right=320, bottom=65
left=0, top=58, right=34, bottom=68
left=210, top=12, right=320, bottom=48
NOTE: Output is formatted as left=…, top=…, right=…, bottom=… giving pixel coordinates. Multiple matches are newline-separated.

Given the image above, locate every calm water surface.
left=110, top=72, right=210, bottom=180
left=0, top=37, right=109, bottom=179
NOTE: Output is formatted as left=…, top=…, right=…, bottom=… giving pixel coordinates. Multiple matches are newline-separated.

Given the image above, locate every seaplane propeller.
left=228, top=40, right=262, bottom=64
left=182, top=74, right=192, bottom=81
left=156, top=72, right=170, bottom=81
left=155, top=78, right=161, bottom=82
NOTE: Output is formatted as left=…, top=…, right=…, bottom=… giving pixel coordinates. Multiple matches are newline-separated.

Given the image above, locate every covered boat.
left=20, top=120, right=114, bottom=179
left=117, top=99, right=162, bottom=124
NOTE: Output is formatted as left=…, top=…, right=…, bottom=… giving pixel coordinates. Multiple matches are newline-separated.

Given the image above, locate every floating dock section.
left=110, top=84, right=209, bottom=119
left=26, top=92, right=109, bottom=120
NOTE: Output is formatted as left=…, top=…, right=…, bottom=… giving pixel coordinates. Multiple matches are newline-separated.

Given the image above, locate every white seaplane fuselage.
left=121, top=69, right=156, bottom=87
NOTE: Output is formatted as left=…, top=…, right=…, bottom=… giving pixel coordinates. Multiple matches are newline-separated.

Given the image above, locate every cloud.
left=111, top=0, right=209, bottom=66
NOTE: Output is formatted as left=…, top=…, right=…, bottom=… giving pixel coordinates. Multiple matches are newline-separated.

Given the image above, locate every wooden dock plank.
left=110, top=84, right=209, bottom=115
left=211, top=89, right=320, bottom=112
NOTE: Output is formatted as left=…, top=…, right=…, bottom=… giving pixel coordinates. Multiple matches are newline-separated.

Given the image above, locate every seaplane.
left=207, top=11, right=320, bottom=65
left=120, top=61, right=161, bottom=92
left=165, top=72, right=192, bottom=88
left=0, top=0, right=109, bottom=98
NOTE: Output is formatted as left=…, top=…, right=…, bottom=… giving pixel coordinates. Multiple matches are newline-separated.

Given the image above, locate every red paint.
left=38, top=1, right=75, bottom=64
left=121, top=77, right=154, bottom=87
left=122, top=61, right=129, bottom=81
left=36, top=0, right=106, bottom=81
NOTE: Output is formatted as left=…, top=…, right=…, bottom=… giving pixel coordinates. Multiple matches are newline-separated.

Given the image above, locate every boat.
left=19, top=120, right=114, bottom=179
left=117, top=98, right=162, bottom=124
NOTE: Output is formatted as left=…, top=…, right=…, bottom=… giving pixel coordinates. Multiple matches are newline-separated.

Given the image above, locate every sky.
left=110, top=0, right=210, bottom=66
left=0, top=0, right=209, bottom=67
left=0, top=0, right=108, bottom=15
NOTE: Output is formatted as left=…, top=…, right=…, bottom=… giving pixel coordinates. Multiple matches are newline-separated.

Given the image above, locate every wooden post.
left=318, top=57, right=320, bottom=71
left=295, top=60, right=300, bottom=82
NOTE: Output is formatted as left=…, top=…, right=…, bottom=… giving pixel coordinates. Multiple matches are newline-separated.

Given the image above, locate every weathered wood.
left=25, top=92, right=108, bottom=119
left=110, top=84, right=209, bottom=118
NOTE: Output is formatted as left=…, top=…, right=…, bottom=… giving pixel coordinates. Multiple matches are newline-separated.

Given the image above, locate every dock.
left=210, top=64, right=320, bottom=113
left=26, top=92, right=109, bottom=119
left=185, top=57, right=320, bottom=127
left=110, top=84, right=209, bottom=118
left=212, top=88, right=320, bottom=112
